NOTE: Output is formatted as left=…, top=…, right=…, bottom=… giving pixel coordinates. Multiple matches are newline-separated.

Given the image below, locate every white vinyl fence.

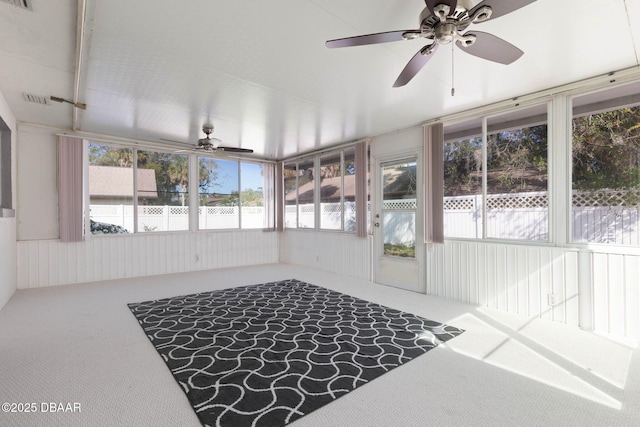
left=444, top=190, right=640, bottom=244
left=89, top=205, right=266, bottom=232
left=90, top=189, right=640, bottom=244
left=285, top=201, right=357, bottom=230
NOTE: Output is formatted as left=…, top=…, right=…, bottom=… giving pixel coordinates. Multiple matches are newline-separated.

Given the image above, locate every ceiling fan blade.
left=469, top=0, right=537, bottom=23
left=456, top=31, right=523, bottom=64
left=425, top=0, right=457, bottom=16
left=218, top=147, right=254, bottom=154
left=326, top=30, right=416, bottom=48
left=393, top=44, right=439, bottom=88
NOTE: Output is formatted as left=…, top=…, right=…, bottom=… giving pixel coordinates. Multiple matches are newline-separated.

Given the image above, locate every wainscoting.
left=15, top=230, right=639, bottom=340
left=17, top=230, right=279, bottom=289
left=279, top=230, right=371, bottom=281
left=426, top=241, right=640, bottom=340
left=590, top=250, right=640, bottom=339
left=426, top=242, right=580, bottom=327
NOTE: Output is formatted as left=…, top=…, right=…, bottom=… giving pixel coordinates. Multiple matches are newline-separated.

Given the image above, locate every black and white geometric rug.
left=128, top=279, right=464, bottom=427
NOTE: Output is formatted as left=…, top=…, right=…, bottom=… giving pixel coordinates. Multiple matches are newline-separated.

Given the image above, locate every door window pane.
left=383, top=162, right=417, bottom=200
left=382, top=161, right=417, bottom=258
left=383, top=212, right=415, bottom=257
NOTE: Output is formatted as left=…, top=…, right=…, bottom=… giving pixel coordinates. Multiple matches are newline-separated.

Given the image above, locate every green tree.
left=89, top=144, right=218, bottom=206
left=572, top=106, right=640, bottom=192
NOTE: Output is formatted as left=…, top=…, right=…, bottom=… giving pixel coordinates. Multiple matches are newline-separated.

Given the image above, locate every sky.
left=201, top=158, right=264, bottom=195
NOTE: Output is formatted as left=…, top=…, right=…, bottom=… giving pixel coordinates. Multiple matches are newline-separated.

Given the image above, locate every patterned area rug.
left=128, top=279, right=464, bottom=427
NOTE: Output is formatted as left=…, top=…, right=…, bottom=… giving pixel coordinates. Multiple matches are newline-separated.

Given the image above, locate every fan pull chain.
left=451, top=40, right=455, bottom=96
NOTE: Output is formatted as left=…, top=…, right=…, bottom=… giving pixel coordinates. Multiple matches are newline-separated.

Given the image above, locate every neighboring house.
left=89, top=165, right=158, bottom=205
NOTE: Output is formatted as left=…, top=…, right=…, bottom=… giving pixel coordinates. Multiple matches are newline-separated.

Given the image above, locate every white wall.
left=0, top=88, right=17, bottom=310
left=16, top=123, right=59, bottom=240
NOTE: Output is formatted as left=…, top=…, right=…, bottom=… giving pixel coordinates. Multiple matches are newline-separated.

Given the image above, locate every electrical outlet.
left=547, top=293, right=558, bottom=306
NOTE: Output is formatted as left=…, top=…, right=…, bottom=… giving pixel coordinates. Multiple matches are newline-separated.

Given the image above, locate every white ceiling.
left=1, top=0, right=639, bottom=159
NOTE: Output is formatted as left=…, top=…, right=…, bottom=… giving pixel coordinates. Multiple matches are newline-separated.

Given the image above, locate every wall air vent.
left=0, top=0, right=32, bottom=10
left=23, top=93, right=50, bottom=105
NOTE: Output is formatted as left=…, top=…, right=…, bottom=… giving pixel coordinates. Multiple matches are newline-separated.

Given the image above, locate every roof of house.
left=286, top=174, right=364, bottom=204
left=89, top=165, right=158, bottom=199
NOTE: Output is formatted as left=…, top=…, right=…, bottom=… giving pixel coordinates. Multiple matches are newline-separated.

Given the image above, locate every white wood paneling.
left=279, top=230, right=371, bottom=281
left=428, top=241, right=640, bottom=340
left=0, top=217, right=16, bottom=309
left=427, top=241, right=581, bottom=328
left=590, top=251, right=640, bottom=339
left=17, top=230, right=279, bottom=289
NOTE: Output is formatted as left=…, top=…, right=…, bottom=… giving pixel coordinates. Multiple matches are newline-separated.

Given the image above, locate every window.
left=571, top=82, right=640, bottom=245
left=87, top=143, right=272, bottom=234
left=443, top=104, right=549, bottom=241
left=88, top=144, right=134, bottom=234
left=319, top=148, right=356, bottom=231
left=443, top=118, right=482, bottom=238
left=198, top=157, right=268, bottom=230
left=284, top=147, right=360, bottom=232
left=136, top=151, right=189, bottom=232
left=283, top=162, right=298, bottom=228
left=240, top=161, right=265, bottom=229
left=284, top=157, right=315, bottom=229
left=486, top=107, right=548, bottom=240
left=320, top=152, right=342, bottom=230
left=199, top=157, right=239, bottom=229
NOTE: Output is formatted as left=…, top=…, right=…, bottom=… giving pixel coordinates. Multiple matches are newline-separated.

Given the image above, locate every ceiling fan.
left=194, top=125, right=253, bottom=154
left=326, top=0, right=537, bottom=87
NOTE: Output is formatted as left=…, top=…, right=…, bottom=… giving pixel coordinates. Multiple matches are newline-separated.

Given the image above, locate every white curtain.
left=355, top=140, right=369, bottom=238
left=58, top=136, right=84, bottom=242
left=423, top=124, right=444, bottom=243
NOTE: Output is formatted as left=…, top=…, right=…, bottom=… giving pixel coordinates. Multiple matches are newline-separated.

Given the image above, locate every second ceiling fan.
left=196, top=125, right=253, bottom=154
left=326, top=0, right=537, bottom=87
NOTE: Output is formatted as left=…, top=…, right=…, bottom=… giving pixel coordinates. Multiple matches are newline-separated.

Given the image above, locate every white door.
left=373, top=154, right=424, bottom=293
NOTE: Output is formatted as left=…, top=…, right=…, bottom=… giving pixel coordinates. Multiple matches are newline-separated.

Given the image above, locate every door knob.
left=374, top=222, right=380, bottom=227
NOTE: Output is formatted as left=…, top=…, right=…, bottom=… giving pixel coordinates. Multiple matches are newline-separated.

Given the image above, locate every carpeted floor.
left=0, top=264, right=639, bottom=427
